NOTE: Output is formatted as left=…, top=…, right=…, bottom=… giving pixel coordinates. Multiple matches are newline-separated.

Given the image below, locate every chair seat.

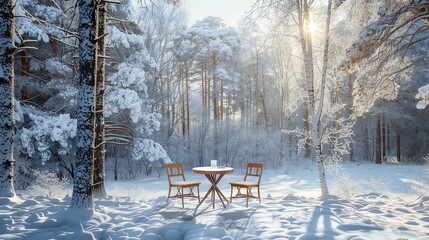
left=230, top=181, right=258, bottom=187
left=171, top=181, right=200, bottom=187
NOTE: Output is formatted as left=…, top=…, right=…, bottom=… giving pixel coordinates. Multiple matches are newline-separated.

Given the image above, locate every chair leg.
left=181, top=187, right=184, bottom=208
left=258, top=186, right=261, bottom=203
left=197, top=186, right=201, bottom=203
left=166, top=187, right=171, bottom=203
left=230, top=185, right=233, bottom=203
left=246, top=187, right=249, bottom=208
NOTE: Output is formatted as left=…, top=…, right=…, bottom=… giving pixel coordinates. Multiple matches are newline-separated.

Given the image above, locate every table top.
left=192, top=166, right=234, bottom=174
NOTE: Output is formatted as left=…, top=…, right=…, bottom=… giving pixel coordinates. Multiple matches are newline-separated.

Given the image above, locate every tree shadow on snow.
left=299, top=199, right=337, bottom=240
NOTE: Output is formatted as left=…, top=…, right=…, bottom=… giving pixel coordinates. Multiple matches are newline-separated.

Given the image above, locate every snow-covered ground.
left=1, top=162, right=429, bottom=239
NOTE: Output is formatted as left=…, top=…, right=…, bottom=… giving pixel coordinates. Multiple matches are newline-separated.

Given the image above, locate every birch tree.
left=93, top=0, right=107, bottom=198
left=296, top=0, right=333, bottom=197
left=0, top=0, right=16, bottom=197
left=70, top=0, right=97, bottom=209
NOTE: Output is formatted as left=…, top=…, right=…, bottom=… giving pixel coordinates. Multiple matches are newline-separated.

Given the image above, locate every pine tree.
left=93, top=0, right=108, bottom=199
left=0, top=0, right=16, bottom=197
left=70, top=0, right=98, bottom=209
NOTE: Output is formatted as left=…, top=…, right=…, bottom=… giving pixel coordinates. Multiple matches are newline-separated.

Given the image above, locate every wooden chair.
left=230, top=163, right=263, bottom=207
left=165, top=162, right=200, bottom=208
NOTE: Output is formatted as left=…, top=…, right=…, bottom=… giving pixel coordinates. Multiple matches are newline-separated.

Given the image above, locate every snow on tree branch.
left=416, top=84, right=429, bottom=109
left=20, top=113, right=76, bottom=164
left=106, top=25, right=145, bottom=48
left=15, top=0, right=65, bottom=43
left=105, top=88, right=143, bottom=123
left=132, top=138, right=171, bottom=163
left=344, top=1, right=429, bottom=67
left=45, top=58, right=73, bottom=77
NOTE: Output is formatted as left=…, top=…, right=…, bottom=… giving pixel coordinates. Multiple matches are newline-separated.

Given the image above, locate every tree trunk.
left=0, top=0, right=16, bottom=197
left=166, top=70, right=174, bottom=138
left=185, top=61, right=190, bottom=135
left=304, top=100, right=311, bottom=158
left=278, top=131, right=287, bottom=168
left=261, top=71, right=269, bottom=130
left=93, top=1, right=107, bottom=199
left=70, top=0, right=97, bottom=209
left=206, top=63, right=210, bottom=121
left=297, top=0, right=331, bottom=197
left=20, top=51, right=29, bottom=76
left=396, top=133, right=401, bottom=162
left=375, top=113, right=382, bottom=164
left=212, top=52, right=219, bottom=159
left=220, top=79, right=224, bottom=122
left=19, top=42, right=29, bottom=105
left=201, top=64, right=206, bottom=123
left=180, top=64, right=185, bottom=136
left=382, top=114, right=386, bottom=161
left=113, top=146, right=118, bottom=181
left=313, top=0, right=332, bottom=197
left=212, top=52, right=218, bottom=120
left=387, top=122, right=391, bottom=154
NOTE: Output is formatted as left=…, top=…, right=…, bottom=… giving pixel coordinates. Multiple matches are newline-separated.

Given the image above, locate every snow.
left=132, top=138, right=172, bottom=163
left=15, top=0, right=64, bottom=43
left=416, top=83, right=429, bottom=109
left=105, top=88, right=143, bottom=123
left=2, top=162, right=429, bottom=239
left=45, top=58, right=73, bottom=77
left=106, top=25, right=145, bottom=48
left=19, top=113, right=77, bottom=163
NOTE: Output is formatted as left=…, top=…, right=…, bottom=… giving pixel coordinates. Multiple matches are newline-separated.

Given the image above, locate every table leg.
left=195, top=173, right=230, bottom=210
left=208, top=174, right=229, bottom=208
left=196, top=185, right=214, bottom=209
left=211, top=175, right=215, bottom=209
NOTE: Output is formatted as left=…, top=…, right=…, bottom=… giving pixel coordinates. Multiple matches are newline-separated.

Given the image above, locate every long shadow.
left=300, top=199, right=335, bottom=240
left=222, top=208, right=257, bottom=232
left=192, top=204, right=223, bottom=218
left=159, top=208, right=194, bottom=220
left=193, top=202, right=257, bottom=234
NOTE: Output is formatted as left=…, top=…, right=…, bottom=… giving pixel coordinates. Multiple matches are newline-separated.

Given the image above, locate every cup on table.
left=211, top=160, right=217, bottom=168
left=218, top=160, right=226, bottom=168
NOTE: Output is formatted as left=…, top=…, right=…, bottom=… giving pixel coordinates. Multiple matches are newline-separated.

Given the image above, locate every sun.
left=305, top=19, right=319, bottom=34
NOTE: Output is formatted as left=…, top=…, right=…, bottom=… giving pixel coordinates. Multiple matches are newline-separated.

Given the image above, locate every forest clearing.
left=1, top=0, right=429, bottom=239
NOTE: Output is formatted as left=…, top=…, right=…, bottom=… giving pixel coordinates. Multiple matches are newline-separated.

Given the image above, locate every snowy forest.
left=2, top=0, right=429, bottom=239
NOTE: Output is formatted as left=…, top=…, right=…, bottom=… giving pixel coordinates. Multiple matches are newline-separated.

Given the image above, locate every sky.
left=182, top=0, right=256, bottom=27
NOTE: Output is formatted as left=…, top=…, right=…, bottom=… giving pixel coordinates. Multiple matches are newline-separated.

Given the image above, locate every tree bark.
left=70, top=0, right=97, bottom=209
left=313, top=0, right=332, bottom=197
left=0, top=0, right=16, bottom=197
left=376, top=113, right=382, bottom=164
left=93, top=1, right=107, bottom=199
left=304, top=100, right=311, bottom=158
left=382, top=114, right=386, bottom=161
left=297, top=0, right=331, bottom=197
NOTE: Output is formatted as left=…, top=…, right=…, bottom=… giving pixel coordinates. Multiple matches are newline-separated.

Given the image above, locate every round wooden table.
left=193, top=166, right=234, bottom=209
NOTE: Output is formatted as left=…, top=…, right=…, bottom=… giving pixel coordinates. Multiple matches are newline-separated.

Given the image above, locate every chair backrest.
left=165, top=163, right=186, bottom=184
left=244, top=163, right=263, bottom=184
